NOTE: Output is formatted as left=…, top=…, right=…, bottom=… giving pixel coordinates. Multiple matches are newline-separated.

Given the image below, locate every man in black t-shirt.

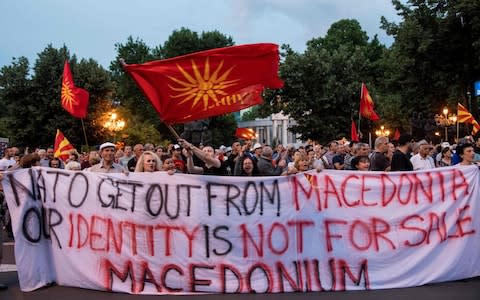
left=391, top=134, right=414, bottom=171
left=369, top=136, right=390, bottom=171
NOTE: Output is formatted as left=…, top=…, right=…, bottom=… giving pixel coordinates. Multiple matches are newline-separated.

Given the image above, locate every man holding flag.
left=121, top=43, right=283, bottom=172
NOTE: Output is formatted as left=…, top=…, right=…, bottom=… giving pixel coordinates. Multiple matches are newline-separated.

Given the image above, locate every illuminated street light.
left=434, top=107, right=456, bottom=142
left=375, top=125, right=390, bottom=137
left=103, top=111, right=126, bottom=142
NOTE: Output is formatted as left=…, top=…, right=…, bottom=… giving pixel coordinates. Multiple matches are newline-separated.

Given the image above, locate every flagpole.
left=80, top=119, right=89, bottom=148
left=456, top=121, right=459, bottom=143
left=166, top=124, right=181, bottom=140
left=358, top=84, right=362, bottom=141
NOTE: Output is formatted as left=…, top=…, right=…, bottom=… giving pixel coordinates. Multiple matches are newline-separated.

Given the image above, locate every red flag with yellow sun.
left=54, top=129, right=75, bottom=161
left=122, top=43, right=284, bottom=124
left=61, top=61, right=89, bottom=118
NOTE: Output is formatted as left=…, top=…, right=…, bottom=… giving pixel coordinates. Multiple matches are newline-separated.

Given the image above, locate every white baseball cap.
left=99, top=142, right=116, bottom=151
left=253, top=143, right=262, bottom=150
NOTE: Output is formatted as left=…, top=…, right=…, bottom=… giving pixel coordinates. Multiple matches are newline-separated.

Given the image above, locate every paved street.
left=0, top=238, right=479, bottom=300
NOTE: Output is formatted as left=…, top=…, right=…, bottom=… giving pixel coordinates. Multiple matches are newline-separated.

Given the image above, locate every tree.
left=160, top=28, right=234, bottom=59
left=380, top=0, right=480, bottom=137
left=278, top=20, right=386, bottom=142
left=110, top=30, right=236, bottom=145
left=209, top=114, right=237, bottom=147
left=159, top=28, right=237, bottom=144
left=0, top=45, right=115, bottom=148
left=110, top=36, right=162, bottom=124
left=0, top=57, right=32, bottom=144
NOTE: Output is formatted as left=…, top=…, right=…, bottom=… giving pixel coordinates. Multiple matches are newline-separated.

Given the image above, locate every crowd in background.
left=0, top=133, right=478, bottom=259
left=0, top=133, right=479, bottom=177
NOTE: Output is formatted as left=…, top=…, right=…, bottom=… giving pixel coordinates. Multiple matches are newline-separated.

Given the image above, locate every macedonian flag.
left=54, top=129, right=75, bottom=161
left=457, top=103, right=480, bottom=135
left=360, top=83, right=380, bottom=121
left=122, top=43, right=284, bottom=124
left=235, top=128, right=256, bottom=140
left=61, top=61, right=89, bottom=118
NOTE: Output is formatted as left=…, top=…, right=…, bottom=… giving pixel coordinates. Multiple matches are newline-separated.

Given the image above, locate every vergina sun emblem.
left=61, top=79, right=78, bottom=109
left=168, top=58, right=240, bottom=110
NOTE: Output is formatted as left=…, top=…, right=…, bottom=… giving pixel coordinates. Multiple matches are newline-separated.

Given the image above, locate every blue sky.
left=0, top=0, right=401, bottom=69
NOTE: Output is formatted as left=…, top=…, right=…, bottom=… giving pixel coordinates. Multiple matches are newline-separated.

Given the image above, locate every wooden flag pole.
left=358, top=84, right=362, bottom=141
left=456, top=121, right=459, bottom=143
left=166, top=124, right=181, bottom=140
left=81, top=119, right=89, bottom=148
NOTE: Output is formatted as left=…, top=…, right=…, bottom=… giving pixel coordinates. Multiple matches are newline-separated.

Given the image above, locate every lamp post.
left=434, top=107, right=457, bottom=142
left=103, top=111, right=126, bottom=142
left=375, top=125, right=391, bottom=137
left=443, top=107, right=449, bottom=141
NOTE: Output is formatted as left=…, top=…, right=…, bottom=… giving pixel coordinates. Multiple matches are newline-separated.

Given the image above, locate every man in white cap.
left=252, top=143, right=263, bottom=163
left=88, top=142, right=125, bottom=173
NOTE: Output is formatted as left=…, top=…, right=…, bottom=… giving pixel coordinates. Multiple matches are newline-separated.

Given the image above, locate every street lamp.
left=434, top=107, right=457, bottom=142
left=375, top=125, right=391, bottom=137
left=103, top=111, right=126, bottom=142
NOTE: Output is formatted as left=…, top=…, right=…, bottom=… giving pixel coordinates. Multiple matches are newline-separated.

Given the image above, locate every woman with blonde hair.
left=283, top=153, right=310, bottom=175
left=134, top=151, right=162, bottom=172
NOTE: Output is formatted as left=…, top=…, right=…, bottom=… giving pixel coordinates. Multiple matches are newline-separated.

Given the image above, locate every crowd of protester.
left=0, top=133, right=479, bottom=176
left=0, top=133, right=479, bottom=291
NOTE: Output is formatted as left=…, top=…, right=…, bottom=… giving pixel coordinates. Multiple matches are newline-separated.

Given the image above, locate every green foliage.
left=0, top=45, right=115, bottom=148
left=380, top=0, right=480, bottom=135
left=109, top=30, right=236, bottom=144
left=158, top=28, right=236, bottom=143
left=3, top=10, right=479, bottom=147
left=109, top=36, right=162, bottom=127
left=0, top=56, right=32, bottom=140
left=159, top=28, right=234, bottom=59
left=240, top=107, right=260, bottom=121
left=278, top=19, right=386, bottom=142
left=209, top=114, right=237, bottom=147
left=107, top=106, right=166, bottom=146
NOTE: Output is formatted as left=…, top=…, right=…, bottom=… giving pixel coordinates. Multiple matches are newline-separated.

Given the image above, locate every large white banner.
left=3, top=166, right=480, bottom=294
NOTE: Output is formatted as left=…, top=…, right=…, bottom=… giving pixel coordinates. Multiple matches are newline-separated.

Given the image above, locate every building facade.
left=237, top=112, right=302, bottom=146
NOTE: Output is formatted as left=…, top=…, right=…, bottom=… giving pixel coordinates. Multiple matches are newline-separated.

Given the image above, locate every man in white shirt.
left=119, top=145, right=133, bottom=167
left=87, top=142, right=125, bottom=173
left=410, top=140, right=435, bottom=170
left=0, top=148, right=15, bottom=171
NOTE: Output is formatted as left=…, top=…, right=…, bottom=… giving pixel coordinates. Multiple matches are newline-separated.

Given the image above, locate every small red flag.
left=235, top=128, right=256, bottom=140
left=393, top=128, right=401, bottom=141
left=351, top=120, right=359, bottom=142
left=54, top=129, right=75, bottom=162
left=457, top=103, right=480, bottom=135
left=61, top=61, right=89, bottom=118
left=122, top=43, right=284, bottom=124
left=360, top=83, right=380, bottom=121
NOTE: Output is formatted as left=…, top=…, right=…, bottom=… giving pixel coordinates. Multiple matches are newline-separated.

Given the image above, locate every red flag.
left=54, top=129, right=75, bottom=162
left=393, top=128, right=401, bottom=141
left=235, top=128, right=256, bottom=140
left=457, top=103, right=480, bottom=135
left=350, top=120, right=359, bottom=142
left=360, top=83, right=380, bottom=121
left=122, top=43, right=284, bottom=124
left=61, top=61, right=89, bottom=118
